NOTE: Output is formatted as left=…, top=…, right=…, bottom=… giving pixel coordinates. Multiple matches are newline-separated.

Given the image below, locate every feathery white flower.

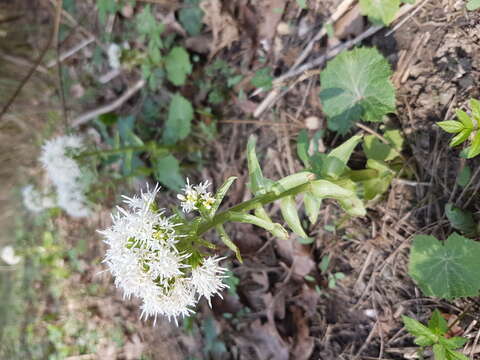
left=39, top=135, right=90, bottom=218
left=191, top=256, right=228, bottom=306
left=1, top=246, right=21, bottom=265
left=21, top=185, right=55, bottom=213
left=101, top=183, right=229, bottom=325
left=177, top=178, right=216, bottom=213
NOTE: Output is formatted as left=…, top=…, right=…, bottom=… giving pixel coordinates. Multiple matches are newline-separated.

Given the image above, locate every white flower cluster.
left=39, top=135, right=90, bottom=218
left=101, top=184, right=228, bottom=325
left=21, top=185, right=55, bottom=213
left=1, top=246, right=21, bottom=265
left=177, top=179, right=216, bottom=213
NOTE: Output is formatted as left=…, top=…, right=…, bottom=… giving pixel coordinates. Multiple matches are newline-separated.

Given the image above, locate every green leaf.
left=320, top=47, right=395, bottom=134
left=163, top=94, right=194, bottom=144
left=456, top=110, right=474, bottom=130
left=323, top=135, right=363, bottom=178
left=450, top=128, right=471, bottom=147
left=439, top=336, right=468, bottom=350
left=251, top=68, right=273, bottom=90
left=229, top=212, right=288, bottom=240
left=437, top=120, right=464, bottom=134
left=457, top=165, right=471, bottom=188
left=304, top=192, right=321, bottom=224
left=97, top=0, right=117, bottom=24
left=467, top=131, right=480, bottom=158
left=428, top=310, right=448, bottom=335
left=179, top=0, right=204, bottom=36
left=359, top=0, right=400, bottom=26
left=279, top=196, right=309, bottom=239
left=310, top=180, right=366, bottom=217
left=445, top=203, right=476, bottom=236
left=384, top=129, right=404, bottom=151
left=165, top=47, right=192, bottom=86
left=296, top=129, right=311, bottom=168
left=467, top=0, right=480, bottom=11
left=402, top=315, right=437, bottom=346
left=216, top=225, right=242, bottom=262
left=209, top=177, right=237, bottom=217
left=470, top=98, right=480, bottom=120
left=296, top=0, right=308, bottom=8
left=433, top=344, right=448, bottom=360
left=246, top=135, right=273, bottom=195
left=153, top=154, right=185, bottom=191
left=408, top=233, right=480, bottom=299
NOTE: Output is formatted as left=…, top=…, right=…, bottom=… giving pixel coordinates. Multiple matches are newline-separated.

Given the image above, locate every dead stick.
left=71, top=79, right=145, bottom=127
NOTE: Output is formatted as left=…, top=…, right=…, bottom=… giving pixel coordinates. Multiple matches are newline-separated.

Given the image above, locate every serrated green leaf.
left=402, top=315, right=437, bottom=346
left=470, top=98, right=480, bottom=120
left=467, top=131, right=480, bottom=158
left=323, top=135, right=363, bottom=178
left=457, top=165, right=471, bottom=188
left=456, top=110, right=474, bottom=129
left=216, top=225, right=242, bottom=262
left=153, top=154, right=185, bottom=191
left=450, top=128, right=472, bottom=147
left=433, top=344, right=448, bottom=360
left=359, top=0, right=400, bottom=25
left=280, top=196, right=309, bottom=239
left=445, top=203, right=476, bottom=236
left=165, top=47, right=192, bottom=86
left=467, top=0, right=480, bottom=11
left=297, top=129, right=311, bottom=168
left=408, top=233, right=480, bottom=299
left=162, top=94, right=193, bottom=144
left=178, top=0, right=204, bottom=36
left=437, top=120, right=464, bottom=134
left=320, top=47, right=395, bottom=134
left=209, top=177, right=237, bottom=217
left=439, top=336, right=468, bottom=350
left=428, top=310, right=448, bottom=335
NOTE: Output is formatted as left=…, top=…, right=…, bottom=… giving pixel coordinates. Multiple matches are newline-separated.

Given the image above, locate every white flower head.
left=191, top=256, right=228, bottom=306
left=39, top=135, right=90, bottom=218
left=21, top=184, right=55, bottom=213
left=101, top=183, right=229, bottom=325
left=1, top=246, right=21, bottom=265
left=177, top=178, right=216, bottom=213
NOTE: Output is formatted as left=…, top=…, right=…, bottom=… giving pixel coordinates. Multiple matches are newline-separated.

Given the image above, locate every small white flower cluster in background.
left=100, top=184, right=228, bottom=325
left=1, top=246, right=21, bottom=265
left=21, top=185, right=55, bottom=213
left=107, top=42, right=130, bottom=70
left=177, top=179, right=216, bottom=213
left=39, top=135, right=90, bottom=218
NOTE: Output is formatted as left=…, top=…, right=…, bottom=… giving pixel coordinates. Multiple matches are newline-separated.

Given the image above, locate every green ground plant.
left=403, top=309, right=469, bottom=360
left=437, top=99, right=480, bottom=159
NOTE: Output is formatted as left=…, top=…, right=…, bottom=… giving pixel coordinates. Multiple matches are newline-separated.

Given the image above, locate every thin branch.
left=71, top=79, right=145, bottom=127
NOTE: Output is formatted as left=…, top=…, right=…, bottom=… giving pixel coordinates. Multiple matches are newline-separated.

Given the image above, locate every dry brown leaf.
left=246, top=319, right=290, bottom=360
left=257, top=0, right=287, bottom=43
left=200, top=0, right=239, bottom=58
left=124, top=334, right=145, bottom=360
left=334, top=4, right=364, bottom=39
left=291, top=306, right=315, bottom=360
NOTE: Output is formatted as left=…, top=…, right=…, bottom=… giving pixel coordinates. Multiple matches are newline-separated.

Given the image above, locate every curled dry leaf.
left=200, top=0, right=239, bottom=58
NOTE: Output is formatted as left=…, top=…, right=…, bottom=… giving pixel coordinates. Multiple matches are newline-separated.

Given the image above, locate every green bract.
left=408, top=233, right=480, bottom=299
left=319, top=47, right=396, bottom=134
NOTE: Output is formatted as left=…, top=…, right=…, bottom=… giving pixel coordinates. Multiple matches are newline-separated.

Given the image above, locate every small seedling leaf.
left=456, top=110, right=474, bottom=129
left=320, top=47, right=395, bottom=134
left=163, top=94, right=194, bottom=144
left=457, top=165, right=471, bottom=188
left=445, top=203, right=476, bottom=236
left=408, top=233, right=480, bottom=299
left=450, top=128, right=471, bottom=147
left=428, top=309, right=448, bottom=335
left=322, top=135, right=363, bottom=178
left=467, top=131, right=480, bottom=158
left=437, top=120, right=464, bottom=134
left=165, top=47, right=192, bottom=86
left=402, top=315, right=437, bottom=346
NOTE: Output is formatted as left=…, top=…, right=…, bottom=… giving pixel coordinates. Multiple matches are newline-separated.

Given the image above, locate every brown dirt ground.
left=3, top=0, right=480, bottom=359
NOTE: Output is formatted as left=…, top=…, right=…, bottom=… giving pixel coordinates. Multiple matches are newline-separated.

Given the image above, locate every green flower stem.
left=196, top=182, right=312, bottom=236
